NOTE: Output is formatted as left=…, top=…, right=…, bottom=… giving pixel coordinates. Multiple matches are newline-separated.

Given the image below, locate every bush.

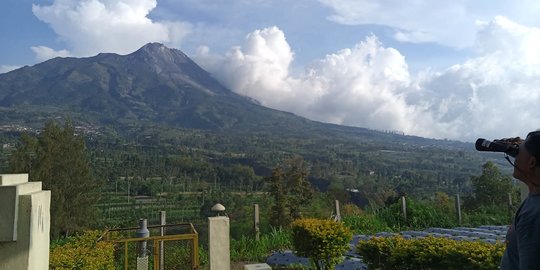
left=50, top=230, right=115, bottom=270
left=357, top=235, right=505, bottom=270
left=291, top=218, right=352, bottom=270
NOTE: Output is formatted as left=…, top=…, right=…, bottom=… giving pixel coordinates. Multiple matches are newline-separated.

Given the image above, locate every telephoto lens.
left=475, top=138, right=520, bottom=157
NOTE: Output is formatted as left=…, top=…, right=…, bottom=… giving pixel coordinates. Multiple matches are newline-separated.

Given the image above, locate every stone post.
left=400, top=196, right=407, bottom=220
left=334, top=200, right=341, bottom=222
left=253, top=204, right=260, bottom=241
left=209, top=204, right=230, bottom=270
left=0, top=174, right=51, bottom=270
left=455, top=194, right=462, bottom=225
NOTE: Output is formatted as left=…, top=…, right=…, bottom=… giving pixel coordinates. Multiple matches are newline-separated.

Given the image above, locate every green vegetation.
left=357, top=235, right=505, bottom=270
left=465, top=161, right=520, bottom=210
left=7, top=121, right=100, bottom=237
left=292, top=218, right=352, bottom=270
left=49, top=230, right=115, bottom=270
left=231, top=227, right=292, bottom=262
left=267, top=156, right=314, bottom=227
left=0, top=118, right=519, bottom=269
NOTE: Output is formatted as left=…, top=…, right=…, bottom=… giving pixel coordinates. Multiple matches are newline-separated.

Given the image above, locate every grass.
left=231, top=227, right=292, bottom=262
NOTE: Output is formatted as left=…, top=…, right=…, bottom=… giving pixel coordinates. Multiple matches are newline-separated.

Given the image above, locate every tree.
left=266, top=156, right=314, bottom=227
left=268, top=166, right=290, bottom=227
left=8, top=120, right=100, bottom=237
left=283, top=157, right=313, bottom=219
left=7, top=133, right=37, bottom=174
left=465, top=161, right=519, bottom=210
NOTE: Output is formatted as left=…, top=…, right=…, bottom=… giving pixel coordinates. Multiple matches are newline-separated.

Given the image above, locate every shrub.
left=50, top=230, right=115, bottom=270
left=291, top=218, right=352, bottom=270
left=357, top=235, right=505, bottom=270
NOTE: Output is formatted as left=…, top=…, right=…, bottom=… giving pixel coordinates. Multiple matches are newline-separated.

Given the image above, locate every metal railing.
left=103, top=223, right=199, bottom=270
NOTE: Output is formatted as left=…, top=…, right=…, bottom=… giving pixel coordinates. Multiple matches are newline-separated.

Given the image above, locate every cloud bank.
left=318, top=0, right=540, bottom=49
left=31, top=0, right=192, bottom=59
left=196, top=17, right=540, bottom=141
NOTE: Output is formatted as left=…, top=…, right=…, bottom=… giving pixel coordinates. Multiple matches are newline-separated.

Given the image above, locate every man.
left=501, top=131, right=540, bottom=269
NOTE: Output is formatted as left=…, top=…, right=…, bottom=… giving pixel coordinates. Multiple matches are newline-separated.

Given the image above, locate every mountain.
left=0, top=43, right=271, bottom=129
left=0, top=42, right=473, bottom=149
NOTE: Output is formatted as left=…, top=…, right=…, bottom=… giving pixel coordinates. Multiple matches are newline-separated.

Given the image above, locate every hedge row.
left=49, top=230, right=115, bottom=270
left=357, top=235, right=505, bottom=270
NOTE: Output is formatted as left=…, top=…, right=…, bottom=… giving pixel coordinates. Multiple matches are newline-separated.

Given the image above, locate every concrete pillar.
left=455, top=194, right=462, bottom=225
left=400, top=196, right=407, bottom=220
left=209, top=216, right=230, bottom=270
left=253, top=204, right=259, bottom=241
left=334, top=200, right=341, bottom=222
left=0, top=174, right=51, bottom=270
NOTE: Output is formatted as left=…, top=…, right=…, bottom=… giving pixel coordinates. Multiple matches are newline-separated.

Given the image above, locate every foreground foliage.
left=49, top=230, right=114, bottom=270
left=357, top=235, right=505, bottom=270
left=8, top=120, right=100, bottom=237
left=292, top=218, right=352, bottom=270
left=231, top=227, right=292, bottom=262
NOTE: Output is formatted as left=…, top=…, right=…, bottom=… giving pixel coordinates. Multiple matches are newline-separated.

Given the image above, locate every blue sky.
left=2, top=0, right=540, bottom=141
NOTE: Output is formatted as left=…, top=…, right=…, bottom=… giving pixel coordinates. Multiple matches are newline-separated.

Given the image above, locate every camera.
left=475, top=138, right=520, bottom=157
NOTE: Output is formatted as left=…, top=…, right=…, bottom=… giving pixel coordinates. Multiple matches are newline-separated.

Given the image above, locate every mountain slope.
left=0, top=43, right=281, bottom=129
left=0, top=43, right=474, bottom=151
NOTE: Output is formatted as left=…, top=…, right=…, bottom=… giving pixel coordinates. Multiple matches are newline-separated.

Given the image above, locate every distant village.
left=0, top=124, right=102, bottom=138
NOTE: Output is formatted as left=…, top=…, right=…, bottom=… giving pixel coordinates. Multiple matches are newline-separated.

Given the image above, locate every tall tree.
left=268, top=166, right=290, bottom=227
left=466, top=161, right=519, bottom=209
left=267, top=156, right=314, bottom=227
left=284, top=157, right=313, bottom=219
left=8, top=120, right=99, bottom=237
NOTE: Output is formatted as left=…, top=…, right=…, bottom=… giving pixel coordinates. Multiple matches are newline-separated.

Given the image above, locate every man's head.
left=513, top=131, right=540, bottom=183
left=524, top=131, right=540, bottom=161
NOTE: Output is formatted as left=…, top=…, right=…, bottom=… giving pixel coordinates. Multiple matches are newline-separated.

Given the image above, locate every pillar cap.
left=211, top=203, right=225, bottom=212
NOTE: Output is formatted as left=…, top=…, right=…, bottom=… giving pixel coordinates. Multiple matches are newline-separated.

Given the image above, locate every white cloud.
left=31, top=0, right=192, bottom=57
left=0, top=65, right=21, bottom=74
left=196, top=27, right=295, bottom=103
left=196, top=18, right=540, bottom=141
left=413, top=16, right=540, bottom=140
left=31, top=46, right=72, bottom=61
left=318, top=0, right=475, bottom=47
left=196, top=27, right=417, bottom=134
left=318, top=0, right=540, bottom=49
